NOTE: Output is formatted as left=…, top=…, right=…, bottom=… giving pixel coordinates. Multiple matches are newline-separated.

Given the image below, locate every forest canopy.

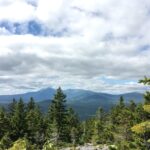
left=0, top=78, right=150, bottom=150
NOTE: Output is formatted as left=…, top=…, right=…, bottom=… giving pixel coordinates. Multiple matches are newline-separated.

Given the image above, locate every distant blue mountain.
left=65, top=89, right=143, bottom=103
left=63, top=89, right=144, bottom=119
left=0, top=87, right=55, bottom=103
left=0, top=87, right=144, bottom=104
left=0, top=88, right=144, bottom=119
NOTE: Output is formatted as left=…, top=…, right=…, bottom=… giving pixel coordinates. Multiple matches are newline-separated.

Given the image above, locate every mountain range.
left=0, top=88, right=144, bottom=119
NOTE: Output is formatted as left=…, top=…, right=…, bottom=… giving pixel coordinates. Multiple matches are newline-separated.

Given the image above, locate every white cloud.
left=0, top=0, right=36, bottom=22
left=0, top=0, right=150, bottom=94
left=0, top=27, right=10, bottom=35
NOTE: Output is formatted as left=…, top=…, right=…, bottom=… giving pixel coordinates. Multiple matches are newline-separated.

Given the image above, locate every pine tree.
left=27, top=97, right=36, bottom=111
left=0, top=132, right=12, bottom=149
left=119, top=96, right=125, bottom=109
left=110, top=96, right=125, bottom=125
left=131, top=77, right=150, bottom=149
left=129, top=100, right=136, bottom=112
left=93, top=107, right=114, bottom=144
left=0, top=107, right=11, bottom=149
left=47, top=87, right=68, bottom=144
left=8, top=98, right=17, bottom=116
left=26, top=100, right=44, bottom=147
left=0, top=107, right=10, bottom=138
left=92, top=107, right=104, bottom=144
left=81, top=118, right=95, bottom=143
left=92, top=119, right=104, bottom=144
left=66, top=107, right=80, bottom=144
left=11, top=98, right=26, bottom=140
left=96, top=107, right=105, bottom=122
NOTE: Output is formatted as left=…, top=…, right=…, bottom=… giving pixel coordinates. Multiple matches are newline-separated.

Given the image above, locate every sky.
left=0, top=0, right=150, bottom=94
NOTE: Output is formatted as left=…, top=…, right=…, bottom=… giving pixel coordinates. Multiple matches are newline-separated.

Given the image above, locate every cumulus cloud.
left=0, top=0, right=150, bottom=94
left=0, top=0, right=36, bottom=22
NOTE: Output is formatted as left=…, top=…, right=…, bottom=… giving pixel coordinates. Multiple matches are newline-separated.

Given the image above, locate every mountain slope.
left=0, top=88, right=144, bottom=119
left=34, top=88, right=145, bottom=119
left=0, top=88, right=55, bottom=103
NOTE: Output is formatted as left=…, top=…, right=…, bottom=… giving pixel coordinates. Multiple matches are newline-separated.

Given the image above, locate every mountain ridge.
left=0, top=87, right=144, bottom=119
left=0, top=87, right=144, bottom=103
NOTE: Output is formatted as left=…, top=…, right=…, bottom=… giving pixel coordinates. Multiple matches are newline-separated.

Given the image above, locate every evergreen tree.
left=11, top=98, right=26, bottom=140
left=1, top=79, right=150, bottom=149
left=132, top=77, right=150, bottom=149
left=47, top=87, right=68, bottom=144
left=129, top=100, right=136, bottom=112
left=27, top=97, right=36, bottom=111
left=0, top=133, right=12, bottom=150
left=134, top=103, right=145, bottom=124
left=81, top=118, right=95, bottom=143
left=8, top=138, right=35, bottom=150
left=26, top=101, right=45, bottom=147
left=119, top=96, right=125, bottom=109
left=0, top=107, right=10, bottom=139
left=66, top=107, right=80, bottom=144
left=110, top=96, right=125, bottom=125
left=8, top=98, right=17, bottom=116
left=93, top=107, right=114, bottom=144
left=96, top=107, right=105, bottom=122
left=92, top=120, right=104, bottom=144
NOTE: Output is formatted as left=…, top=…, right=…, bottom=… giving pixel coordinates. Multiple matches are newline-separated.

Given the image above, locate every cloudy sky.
left=0, top=0, right=150, bottom=94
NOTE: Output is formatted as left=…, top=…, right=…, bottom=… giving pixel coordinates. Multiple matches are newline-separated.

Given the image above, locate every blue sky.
left=0, top=0, right=150, bottom=94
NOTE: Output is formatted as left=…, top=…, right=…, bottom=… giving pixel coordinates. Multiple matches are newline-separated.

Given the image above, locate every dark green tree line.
left=0, top=79, right=149, bottom=149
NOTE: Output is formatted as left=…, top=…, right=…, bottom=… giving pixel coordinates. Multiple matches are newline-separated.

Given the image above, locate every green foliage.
left=26, top=101, right=45, bottom=148
left=47, top=87, right=68, bottom=143
left=0, top=82, right=149, bottom=149
left=8, top=138, right=35, bottom=150
left=81, top=119, right=94, bottom=143
left=96, top=107, right=105, bottom=121
left=131, top=121, right=150, bottom=134
left=8, top=98, right=17, bottom=116
left=139, top=77, right=150, bottom=105
left=129, top=100, right=137, bottom=112
left=139, top=76, right=150, bottom=85
left=27, top=97, right=36, bottom=111
left=0, top=133, right=12, bottom=150
left=66, top=107, right=80, bottom=144
left=109, top=145, right=118, bottom=150
left=8, top=139, right=27, bottom=150
left=92, top=107, right=114, bottom=145
left=110, top=96, right=126, bottom=125
left=143, top=105, right=150, bottom=113
left=10, top=98, right=27, bottom=139
left=46, top=87, right=81, bottom=146
left=43, top=140, right=57, bottom=150
left=131, top=77, right=150, bottom=150
left=0, top=107, right=10, bottom=139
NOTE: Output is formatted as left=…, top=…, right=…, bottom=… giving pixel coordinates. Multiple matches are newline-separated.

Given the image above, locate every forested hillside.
left=0, top=88, right=144, bottom=120
left=0, top=78, right=150, bottom=150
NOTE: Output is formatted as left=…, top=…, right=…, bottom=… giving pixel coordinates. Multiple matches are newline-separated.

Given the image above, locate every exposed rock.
left=61, top=144, right=109, bottom=150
